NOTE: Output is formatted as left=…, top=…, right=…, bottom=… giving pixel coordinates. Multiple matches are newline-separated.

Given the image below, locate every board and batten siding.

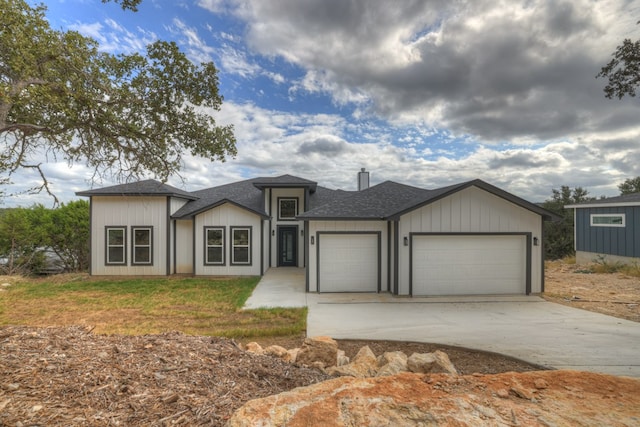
left=396, top=186, right=543, bottom=295
left=307, top=220, right=388, bottom=292
left=194, top=203, right=263, bottom=276
left=168, top=198, right=191, bottom=274
left=575, top=206, right=640, bottom=259
left=90, top=196, right=169, bottom=275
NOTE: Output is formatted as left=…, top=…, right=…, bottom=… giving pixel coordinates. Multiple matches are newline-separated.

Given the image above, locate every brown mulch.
left=0, top=326, right=331, bottom=426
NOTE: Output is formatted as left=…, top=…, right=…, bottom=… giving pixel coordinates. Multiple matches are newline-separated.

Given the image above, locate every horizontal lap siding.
left=397, top=187, right=542, bottom=295
left=577, top=207, right=640, bottom=258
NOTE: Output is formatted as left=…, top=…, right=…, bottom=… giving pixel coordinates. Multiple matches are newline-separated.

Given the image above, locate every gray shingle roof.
left=76, top=179, right=197, bottom=200
left=172, top=178, right=266, bottom=218
left=252, top=175, right=317, bottom=192
left=298, top=179, right=558, bottom=221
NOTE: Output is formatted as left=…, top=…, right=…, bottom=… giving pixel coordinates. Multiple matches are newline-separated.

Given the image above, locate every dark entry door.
left=278, top=226, right=298, bottom=267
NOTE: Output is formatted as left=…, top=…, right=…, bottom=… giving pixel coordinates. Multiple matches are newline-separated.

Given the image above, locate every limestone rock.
left=326, top=346, right=377, bottom=378
left=336, top=349, right=349, bottom=367
left=264, top=345, right=289, bottom=361
left=287, top=347, right=300, bottom=364
left=407, top=350, right=458, bottom=375
left=376, top=351, right=408, bottom=377
left=244, top=342, right=264, bottom=355
left=226, top=371, right=640, bottom=427
left=296, top=336, right=338, bottom=368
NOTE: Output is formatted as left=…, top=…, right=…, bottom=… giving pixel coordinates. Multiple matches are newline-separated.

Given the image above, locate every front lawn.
left=0, top=274, right=306, bottom=338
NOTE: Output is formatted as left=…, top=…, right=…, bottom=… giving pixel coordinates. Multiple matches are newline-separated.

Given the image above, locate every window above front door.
left=278, top=198, right=298, bottom=220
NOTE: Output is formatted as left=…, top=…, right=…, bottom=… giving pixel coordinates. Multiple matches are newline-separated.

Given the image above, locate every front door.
left=278, top=226, right=298, bottom=267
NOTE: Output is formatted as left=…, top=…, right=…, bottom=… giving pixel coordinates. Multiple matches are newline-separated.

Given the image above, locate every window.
left=106, top=227, right=126, bottom=265
left=590, top=214, right=625, bottom=227
left=205, top=227, right=225, bottom=265
left=132, top=227, right=153, bottom=265
left=231, top=227, right=251, bottom=265
left=278, top=198, right=298, bottom=220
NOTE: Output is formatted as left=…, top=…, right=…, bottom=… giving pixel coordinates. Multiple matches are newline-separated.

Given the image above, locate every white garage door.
left=412, top=235, right=526, bottom=296
left=318, top=233, right=378, bottom=292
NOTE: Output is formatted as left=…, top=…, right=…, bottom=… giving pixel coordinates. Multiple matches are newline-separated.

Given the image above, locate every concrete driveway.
left=245, top=269, right=640, bottom=377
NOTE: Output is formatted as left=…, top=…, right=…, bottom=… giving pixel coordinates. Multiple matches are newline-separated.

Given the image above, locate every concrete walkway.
left=244, top=269, right=640, bottom=377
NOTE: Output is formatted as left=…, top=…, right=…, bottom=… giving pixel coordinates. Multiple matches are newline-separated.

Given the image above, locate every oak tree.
left=597, top=35, right=640, bottom=99
left=1, top=0, right=236, bottom=200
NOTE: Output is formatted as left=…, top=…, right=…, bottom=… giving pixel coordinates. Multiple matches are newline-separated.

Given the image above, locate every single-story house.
left=77, top=170, right=558, bottom=296
left=565, top=193, right=640, bottom=265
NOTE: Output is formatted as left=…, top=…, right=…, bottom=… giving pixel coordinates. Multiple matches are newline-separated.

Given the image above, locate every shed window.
left=278, top=198, right=298, bottom=220
left=590, top=214, right=625, bottom=227
left=132, top=227, right=153, bottom=265
left=205, top=227, right=225, bottom=265
left=106, top=227, right=126, bottom=265
left=231, top=227, right=251, bottom=265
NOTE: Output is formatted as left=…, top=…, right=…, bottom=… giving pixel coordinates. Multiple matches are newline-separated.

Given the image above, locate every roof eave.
left=172, top=199, right=268, bottom=220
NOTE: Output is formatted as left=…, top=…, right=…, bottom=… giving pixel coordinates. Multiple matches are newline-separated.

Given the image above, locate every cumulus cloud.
left=222, top=0, right=639, bottom=143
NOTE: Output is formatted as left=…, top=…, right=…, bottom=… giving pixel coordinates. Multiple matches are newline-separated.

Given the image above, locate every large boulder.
left=226, top=370, right=640, bottom=427
left=295, top=336, right=339, bottom=368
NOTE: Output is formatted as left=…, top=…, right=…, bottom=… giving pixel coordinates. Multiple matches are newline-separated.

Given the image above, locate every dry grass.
left=0, top=274, right=306, bottom=338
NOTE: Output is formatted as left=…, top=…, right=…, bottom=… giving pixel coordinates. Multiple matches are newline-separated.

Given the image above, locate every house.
left=565, top=193, right=640, bottom=265
left=77, top=170, right=557, bottom=296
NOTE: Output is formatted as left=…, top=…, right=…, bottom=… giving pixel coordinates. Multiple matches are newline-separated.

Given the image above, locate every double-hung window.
left=132, top=227, right=153, bottom=265
left=231, top=227, right=251, bottom=265
left=106, top=227, right=126, bottom=265
left=205, top=227, right=225, bottom=265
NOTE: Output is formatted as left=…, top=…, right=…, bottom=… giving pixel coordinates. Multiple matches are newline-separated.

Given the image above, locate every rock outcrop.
left=226, top=370, right=640, bottom=427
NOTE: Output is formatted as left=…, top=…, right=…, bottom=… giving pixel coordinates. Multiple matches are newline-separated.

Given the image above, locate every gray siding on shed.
left=575, top=206, right=640, bottom=258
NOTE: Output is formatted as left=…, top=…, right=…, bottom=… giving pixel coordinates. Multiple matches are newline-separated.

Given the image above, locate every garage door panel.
left=319, top=234, right=378, bottom=292
left=412, top=235, right=526, bottom=296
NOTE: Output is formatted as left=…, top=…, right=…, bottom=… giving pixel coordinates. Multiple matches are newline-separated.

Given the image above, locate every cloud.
left=223, top=0, right=639, bottom=143
left=69, top=19, right=157, bottom=54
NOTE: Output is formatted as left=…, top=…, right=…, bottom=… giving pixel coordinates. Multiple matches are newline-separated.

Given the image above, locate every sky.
left=4, top=0, right=640, bottom=207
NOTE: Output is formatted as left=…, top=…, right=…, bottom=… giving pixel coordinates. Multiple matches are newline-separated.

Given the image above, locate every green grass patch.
left=0, top=275, right=306, bottom=339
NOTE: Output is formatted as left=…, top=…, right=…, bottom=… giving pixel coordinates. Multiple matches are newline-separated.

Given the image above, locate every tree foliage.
left=0, top=201, right=89, bottom=275
left=597, top=36, right=640, bottom=99
left=542, top=186, right=594, bottom=260
left=102, top=0, right=142, bottom=12
left=618, top=176, right=640, bottom=195
left=1, top=0, right=235, bottom=200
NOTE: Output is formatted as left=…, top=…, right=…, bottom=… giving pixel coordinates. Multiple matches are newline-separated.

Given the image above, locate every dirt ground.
left=1, top=263, right=638, bottom=425
left=543, top=260, right=640, bottom=322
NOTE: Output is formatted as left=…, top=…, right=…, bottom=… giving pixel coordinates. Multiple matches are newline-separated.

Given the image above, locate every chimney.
left=357, top=168, right=370, bottom=191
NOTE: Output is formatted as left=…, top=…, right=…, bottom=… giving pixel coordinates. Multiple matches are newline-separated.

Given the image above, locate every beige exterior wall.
left=194, top=203, right=263, bottom=276
left=307, top=220, right=388, bottom=292
left=90, top=196, right=169, bottom=275
left=396, top=186, right=543, bottom=295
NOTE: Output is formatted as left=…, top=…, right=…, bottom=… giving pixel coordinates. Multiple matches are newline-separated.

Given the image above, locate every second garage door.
left=412, top=234, right=527, bottom=296
left=318, top=233, right=379, bottom=292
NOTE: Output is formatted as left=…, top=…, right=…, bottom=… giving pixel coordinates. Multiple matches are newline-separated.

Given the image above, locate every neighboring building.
left=77, top=171, right=558, bottom=296
left=565, top=193, right=640, bottom=265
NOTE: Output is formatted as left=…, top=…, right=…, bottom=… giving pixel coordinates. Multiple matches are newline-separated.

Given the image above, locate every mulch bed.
left=0, top=326, right=331, bottom=426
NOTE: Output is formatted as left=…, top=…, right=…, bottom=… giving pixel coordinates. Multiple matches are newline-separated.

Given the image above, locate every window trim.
left=105, top=226, right=127, bottom=265
left=278, top=197, right=299, bottom=221
left=590, top=213, right=626, bottom=227
left=230, top=226, right=252, bottom=265
left=131, top=226, right=153, bottom=265
left=204, top=226, right=226, bottom=265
